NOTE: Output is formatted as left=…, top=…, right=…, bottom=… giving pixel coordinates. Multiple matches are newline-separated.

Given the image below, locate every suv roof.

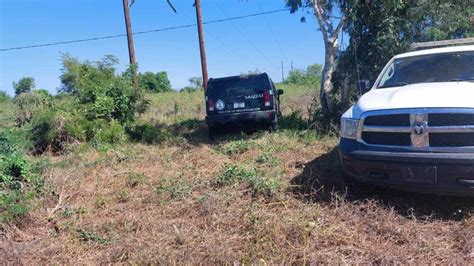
left=395, top=45, right=474, bottom=59
left=208, top=73, right=270, bottom=83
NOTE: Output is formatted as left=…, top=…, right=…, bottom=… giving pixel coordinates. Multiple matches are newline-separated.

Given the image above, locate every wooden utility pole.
left=195, top=0, right=209, bottom=91
left=122, top=0, right=137, bottom=86
left=281, top=61, right=285, bottom=82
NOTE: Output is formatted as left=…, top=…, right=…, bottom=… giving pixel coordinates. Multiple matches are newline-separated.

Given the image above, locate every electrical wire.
left=256, top=0, right=290, bottom=64
left=1, top=7, right=294, bottom=52
left=214, top=3, right=276, bottom=67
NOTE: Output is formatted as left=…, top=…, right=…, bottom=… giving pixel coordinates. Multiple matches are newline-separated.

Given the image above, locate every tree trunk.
left=320, top=44, right=338, bottom=115
left=311, top=2, right=345, bottom=116
left=341, top=72, right=351, bottom=105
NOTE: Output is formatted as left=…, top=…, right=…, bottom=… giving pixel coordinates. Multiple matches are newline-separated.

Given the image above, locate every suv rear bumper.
left=206, top=110, right=275, bottom=127
left=339, top=138, right=474, bottom=196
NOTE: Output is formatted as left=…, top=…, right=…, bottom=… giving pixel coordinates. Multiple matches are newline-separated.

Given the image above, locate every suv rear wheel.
left=268, top=117, right=278, bottom=132
left=208, top=126, right=217, bottom=140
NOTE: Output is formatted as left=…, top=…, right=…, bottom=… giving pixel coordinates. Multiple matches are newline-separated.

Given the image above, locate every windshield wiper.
left=451, top=78, right=474, bottom=82
left=378, top=82, right=409, bottom=89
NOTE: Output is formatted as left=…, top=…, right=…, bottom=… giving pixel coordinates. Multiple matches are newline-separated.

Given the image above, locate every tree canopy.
left=13, top=77, right=35, bottom=96
left=139, top=71, right=173, bottom=93
left=332, top=0, right=474, bottom=106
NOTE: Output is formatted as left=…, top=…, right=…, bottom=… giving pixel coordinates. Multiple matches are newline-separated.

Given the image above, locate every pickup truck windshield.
left=378, top=51, right=474, bottom=89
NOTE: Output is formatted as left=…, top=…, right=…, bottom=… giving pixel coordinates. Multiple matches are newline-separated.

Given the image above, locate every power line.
left=1, top=7, right=293, bottom=52
left=179, top=4, right=244, bottom=63
left=214, top=3, right=276, bottom=66
left=256, top=0, right=290, bottom=64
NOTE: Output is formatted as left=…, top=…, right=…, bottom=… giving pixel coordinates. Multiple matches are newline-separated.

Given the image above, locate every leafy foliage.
left=180, top=77, right=203, bottom=93
left=59, top=54, right=118, bottom=95
left=216, top=164, right=280, bottom=197
left=13, top=91, right=52, bottom=126
left=332, top=0, right=474, bottom=105
left=13, top=77, right=35, bottom=96
left=139, top=71, right=173, bottom=93
left=126, top=122, right=171, bottom=144
left=0, top=90, right=10, bottom=103
left=0, top=135, right=44, bottom=223
left=285, top=64, right=322, bottom=86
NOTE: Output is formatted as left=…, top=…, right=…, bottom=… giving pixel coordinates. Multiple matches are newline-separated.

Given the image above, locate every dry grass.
left=1, top=85, right=473, bottom=264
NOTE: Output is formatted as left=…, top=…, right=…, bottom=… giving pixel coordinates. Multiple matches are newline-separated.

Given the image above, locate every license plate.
left=402, top=166, right=437, bottom=184
left=234, top=102, right=245, bottom=109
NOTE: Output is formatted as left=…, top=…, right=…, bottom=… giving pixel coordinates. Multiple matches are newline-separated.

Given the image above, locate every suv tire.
left=208, top=126, right=217, bottom=140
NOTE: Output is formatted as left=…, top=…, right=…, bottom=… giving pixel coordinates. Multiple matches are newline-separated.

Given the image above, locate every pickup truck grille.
left=360, top=110, right=474, bottom=149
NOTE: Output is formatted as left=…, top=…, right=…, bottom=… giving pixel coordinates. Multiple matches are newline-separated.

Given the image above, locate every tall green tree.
left=285, top=0, right=352, bottom=115
left=13, top=77, right=35, bottom=96
left=334, top=0, right=474, bottom=105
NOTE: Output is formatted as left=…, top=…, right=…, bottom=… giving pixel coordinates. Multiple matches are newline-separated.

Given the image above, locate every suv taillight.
left=208, top=98, right=215, bottom=111
left=263, top=91, right=271, bottom=107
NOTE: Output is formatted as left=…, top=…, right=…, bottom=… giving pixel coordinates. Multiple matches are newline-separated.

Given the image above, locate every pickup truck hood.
left=351, top=82, right=474, bottom=118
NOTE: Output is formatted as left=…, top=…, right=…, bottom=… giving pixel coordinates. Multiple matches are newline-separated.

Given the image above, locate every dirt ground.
left=1, top=86, right=473, bottom=263
left=1, top=129, right=473, bottom=264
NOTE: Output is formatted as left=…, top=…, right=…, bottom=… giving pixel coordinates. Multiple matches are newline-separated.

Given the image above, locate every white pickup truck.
left=339, top=44, right=474, bottom=196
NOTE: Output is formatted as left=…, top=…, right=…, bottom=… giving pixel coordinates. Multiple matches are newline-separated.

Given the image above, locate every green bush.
left=216, top=164, right=280, bottom=197
left=13, top=77, right=35, bottom=96
left=139, top=71, right=173, bottom=93
left=29, top=109, right=79, bottom=154
left=13, top=91, right=52, bottom=126
left=91, top=120, right=128, bottom=146
left=0, top=128, right=32, bottom=155
left=0, top=147, right=44, bottom=223
left=285, top=64, right=322, bottom=86
left=0, top=90, right=10, bottom=103
left=126, top=122, right=171, bottom=144
left=59, top=55, right=148, bottom=124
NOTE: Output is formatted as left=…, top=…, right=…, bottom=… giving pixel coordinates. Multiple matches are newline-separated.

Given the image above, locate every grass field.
left=1, top=84, right=473, bottom=264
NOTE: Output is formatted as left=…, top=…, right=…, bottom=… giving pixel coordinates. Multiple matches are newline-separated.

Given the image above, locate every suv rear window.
left=208, top=75, right=271, bottom=98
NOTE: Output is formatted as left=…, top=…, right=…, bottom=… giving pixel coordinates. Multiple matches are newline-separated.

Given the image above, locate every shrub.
left=59, top=54, right=149, bottom=124
left=126, top=122, right=171, bottom=144
left=0, top=90, right=10, bottom=103
left=93, top=120, right=128, bottom=145
left=220, top=139, right=256, bottom=156
left=285, top=64, right=322, bottom=86
left=13, top=91, right=52, bottom=126
left=59, top=54, right=117, bottom=95
left=139, top=71, right=173, bottom=93
left=0, top=148, right=44, bottom=223
left=0, top=128, right=32, bottom=155
left=216, top=164, right=281, bottom=197
left=29, top=109, right=78, bottom=154
left=13, top=77, right=35, bottom=96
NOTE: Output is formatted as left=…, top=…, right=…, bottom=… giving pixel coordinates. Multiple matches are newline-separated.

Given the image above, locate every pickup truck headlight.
left=340, top=118, right=360, bottom=139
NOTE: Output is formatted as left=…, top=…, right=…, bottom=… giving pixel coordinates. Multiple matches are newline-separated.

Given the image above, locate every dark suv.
left=205, top=73, right=283, bottom=138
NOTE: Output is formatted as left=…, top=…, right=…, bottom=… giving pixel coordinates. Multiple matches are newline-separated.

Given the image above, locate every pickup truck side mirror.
left=357, top=80, right=371, bottom=94
left=277, top=89, right=284, bottom=95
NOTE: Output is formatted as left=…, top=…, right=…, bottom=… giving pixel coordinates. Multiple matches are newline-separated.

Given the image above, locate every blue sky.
left=0, top=0, right=327, bottom=95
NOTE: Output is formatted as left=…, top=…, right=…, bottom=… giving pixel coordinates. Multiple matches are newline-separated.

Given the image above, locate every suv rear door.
left=207, top=75, right=274, bottom=115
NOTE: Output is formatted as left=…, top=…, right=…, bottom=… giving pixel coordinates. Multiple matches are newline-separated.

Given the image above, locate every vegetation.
left=13, top=77, right=35, bottom=96
left=332, top=0, right=474, bottom=107
left=0, top=90, right=9, bottom=103
left=180, top=76, right=204, bottom=93
left=286, top=0, right=474, bottom=116
left=139, top=71, right=173, bottom=93
left=285, top=63, right=322, bottom=86
left=0, top=130, right=44, bottom=223
left=1, top=1, right=473, bottom=263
